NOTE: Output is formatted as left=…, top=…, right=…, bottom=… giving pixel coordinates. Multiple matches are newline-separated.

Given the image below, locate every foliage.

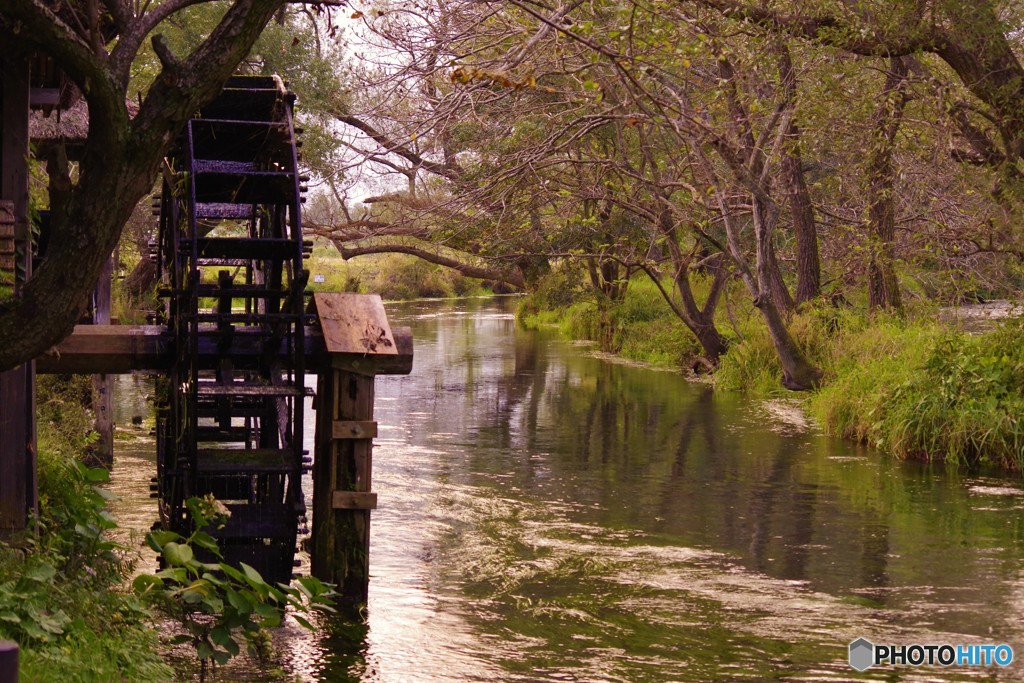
left=814, top=319, right=1024, bottom=469
left=520, top=270, right=704, bottom=368
left=36, top=375, right=98, bottom=460
left=0, top=441, right=172, bottom=682
left=306, top=247, right=491, bottom=300
left=134, top=495, right=336, bottom=678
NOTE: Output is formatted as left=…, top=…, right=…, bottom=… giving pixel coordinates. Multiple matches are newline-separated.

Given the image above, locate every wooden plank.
left=312, top=292, right=398, bottom=356
left=196, top=448, right=292, bottom=473
left=36, top=325, right=413, bottom=376
left=332, top=420, right=377, bottom=440
left=331, top=491, right=377, bottom=510
left=0, top=366, right=29, bottom=531
left=29, top=87, right=60, bottom=107
left=92, top=257, right=113, bottom=464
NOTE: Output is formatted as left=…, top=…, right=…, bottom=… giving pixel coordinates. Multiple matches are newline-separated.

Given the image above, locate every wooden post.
left=91, top=256, right=113, bottom=465
left=0, top=54, right=37, bottom=534
left=0, top=640, right=17, bottom=683
left=311, top=368, right=378, bottom=605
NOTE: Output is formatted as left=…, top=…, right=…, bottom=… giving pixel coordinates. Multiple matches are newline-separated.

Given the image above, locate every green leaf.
left=163, top=542, right=194, bottom=567
left=156, top=567, right=188, bottom=583
left=292, top=614, right=313, bottom=630
left=197, top=641, right=214, bottom=660
left=225, top=588, right=253, bottom=614
left=211, top=626, right=233, bottom=648
left=219, top=563, right=246, bottom=583
left=132, top=574, right=164, bottom=595
left=201, top=572, right=225, bottom=587
left=190, top=531, right=222, bottom=556
left=146, top=530, right=180, bottom=552
left=23, top=562, right=56, bottom=583
left=240, top=563, right=266, bottom=587
left=254, top=602, right=281, bottom=627
left=83, top=467, right=110, bottom=483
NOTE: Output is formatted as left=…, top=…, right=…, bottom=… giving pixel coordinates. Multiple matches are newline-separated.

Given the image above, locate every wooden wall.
left=0, top=54, right=37, bottom=534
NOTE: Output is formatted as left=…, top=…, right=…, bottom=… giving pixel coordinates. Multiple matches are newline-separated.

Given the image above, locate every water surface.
left=110, top=296, right=1024, bottom=681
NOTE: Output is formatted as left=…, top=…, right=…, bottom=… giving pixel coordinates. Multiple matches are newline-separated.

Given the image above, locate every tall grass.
left=813, top=320, right=1024, bottom=469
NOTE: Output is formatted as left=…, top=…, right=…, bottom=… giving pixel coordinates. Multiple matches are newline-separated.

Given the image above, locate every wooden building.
left=0, top=46, right=35, bottom=534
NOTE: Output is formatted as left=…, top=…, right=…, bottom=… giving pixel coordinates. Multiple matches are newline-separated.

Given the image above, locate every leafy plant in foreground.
left=134, top=495, right=336, bottom=679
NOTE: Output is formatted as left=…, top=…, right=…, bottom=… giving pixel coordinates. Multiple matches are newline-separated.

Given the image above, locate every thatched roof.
left=30, top=97, right=140, bottom=145
left=29, top=98, right=89, bottom=142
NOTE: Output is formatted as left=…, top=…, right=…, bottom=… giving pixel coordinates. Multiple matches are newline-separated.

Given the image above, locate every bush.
left=0, top=378, right=174, bottom=682
left=0, top=452, right=173, bottom=682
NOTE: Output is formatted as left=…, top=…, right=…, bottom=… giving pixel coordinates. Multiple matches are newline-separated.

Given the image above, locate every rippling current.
left=107, top=296, right=1024, bottom=682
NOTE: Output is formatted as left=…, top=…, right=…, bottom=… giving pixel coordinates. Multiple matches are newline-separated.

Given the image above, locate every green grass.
left=518, top=271, right=704, bottom=369
left=812, top=319, right=1024, bottom=469
left=521, top=266, right=1024, bottom=469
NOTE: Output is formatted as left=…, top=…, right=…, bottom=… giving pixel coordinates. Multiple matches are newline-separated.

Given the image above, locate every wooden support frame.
left=0, top=54, right=37, bottom=534
left=309, top=293, right=414, bottom=605
left=311, top=369, right=377, bottom=605
left=91, top=257, right=113, bottom=464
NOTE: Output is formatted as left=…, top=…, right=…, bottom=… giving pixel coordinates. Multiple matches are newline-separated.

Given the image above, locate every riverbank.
left=0, top=377, right=173, bottom=681
left=518, top=276, right=1024, bottom=471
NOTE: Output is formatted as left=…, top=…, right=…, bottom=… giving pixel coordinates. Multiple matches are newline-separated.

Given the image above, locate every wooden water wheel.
left=155, top=75, right=311, bottom=583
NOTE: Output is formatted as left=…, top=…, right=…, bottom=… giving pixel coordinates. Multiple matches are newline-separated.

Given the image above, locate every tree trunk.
left=652, top=207, right=729, bottom=364
left=866, top=57, right=908, bottom=313
left=780, top=123, right=820, bottom=304
left=753, top=198, right=822, bottom=390
left=775, top=46, right=820, bottom=305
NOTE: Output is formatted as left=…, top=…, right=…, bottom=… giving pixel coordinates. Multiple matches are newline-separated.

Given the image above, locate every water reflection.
left=108, top=296, right=1024, bottom=681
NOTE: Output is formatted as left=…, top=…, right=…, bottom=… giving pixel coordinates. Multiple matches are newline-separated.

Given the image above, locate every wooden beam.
left=311, top=369, right=377, bottom=605
left=28, top=87, right=60, bottom=108
left=331, top=491, right=377, bottom=510
left=36, top=324, right=414, bottom=375
left=91, top=257, right=113, bottom=464
left=0, top=54, right=36, bottom=534
left=332, top=420, right=376, bottom=440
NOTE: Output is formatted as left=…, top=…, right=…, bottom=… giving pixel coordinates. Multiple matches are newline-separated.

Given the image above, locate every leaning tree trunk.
left=776, top=46, right=821, bottom=305
left=866, top=56, right=909, bottom=313
left=655, top=208, right=730, bottom=364
left=753, top=198, right=822, bottom=390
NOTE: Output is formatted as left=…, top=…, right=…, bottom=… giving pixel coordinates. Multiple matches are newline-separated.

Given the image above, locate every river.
left=107, top=296, right=1024, bottom=681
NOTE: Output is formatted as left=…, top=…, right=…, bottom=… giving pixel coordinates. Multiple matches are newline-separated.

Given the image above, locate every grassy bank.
left=2, top=378, right=172, bottom=681
left=294, top=246, right=494, bottom=301
left=519, top=271, right=1024, bottom=471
